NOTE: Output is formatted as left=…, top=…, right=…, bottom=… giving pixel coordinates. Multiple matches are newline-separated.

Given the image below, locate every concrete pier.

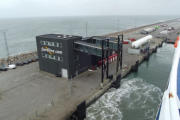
left=0, top=19, right=179, bottom=120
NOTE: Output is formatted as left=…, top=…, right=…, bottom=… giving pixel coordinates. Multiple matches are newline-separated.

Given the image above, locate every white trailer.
left=144, top=27, right=156, bottom=33
left=131, top=35, right=153, bottom=49
left=160, top=30, right=169, bottom=35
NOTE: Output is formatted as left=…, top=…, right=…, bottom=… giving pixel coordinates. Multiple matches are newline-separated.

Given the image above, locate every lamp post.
left=1, top=30, right=16, bottom=69
left=3, top=31, right=10, bottom=64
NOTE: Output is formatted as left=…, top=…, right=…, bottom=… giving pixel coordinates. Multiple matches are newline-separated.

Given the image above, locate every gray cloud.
left=0, top=0, right=180, bottom=18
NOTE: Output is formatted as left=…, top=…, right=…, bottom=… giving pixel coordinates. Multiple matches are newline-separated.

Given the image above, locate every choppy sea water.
left=0, top=15, right=178, bottom=58
left=86, top=44, right=174, bottom=120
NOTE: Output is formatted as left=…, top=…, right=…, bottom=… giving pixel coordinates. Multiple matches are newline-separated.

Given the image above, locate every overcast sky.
left=0, top=0, right=180, bottom=18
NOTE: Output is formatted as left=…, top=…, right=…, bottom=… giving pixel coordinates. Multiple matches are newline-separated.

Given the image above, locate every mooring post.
left=70, top=101, right=86, bottom=120
left=120, top=34, right=123, bottom=69
left=101, top=40, right=104, bottom=86
left=112, top=34, right=123, bottom=89
left=146, top=42, right=150, bottom=61
left=116, top=36, right=120, bottom=74
left=106, top=38, right=109, bottom=78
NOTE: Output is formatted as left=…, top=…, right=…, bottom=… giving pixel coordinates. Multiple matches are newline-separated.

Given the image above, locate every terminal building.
left=36, top=34, right=122, bottom=79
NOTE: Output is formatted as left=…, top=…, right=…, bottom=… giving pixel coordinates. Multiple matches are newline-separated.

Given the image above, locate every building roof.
left=37, top=34, right=81, bottom=40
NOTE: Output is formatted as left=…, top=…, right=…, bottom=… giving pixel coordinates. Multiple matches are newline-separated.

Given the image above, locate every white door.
left=62, top=68, right=68, bottom=78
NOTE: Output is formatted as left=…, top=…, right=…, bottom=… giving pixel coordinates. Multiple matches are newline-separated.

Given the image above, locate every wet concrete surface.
left=0, top=61, right=107, bottom=120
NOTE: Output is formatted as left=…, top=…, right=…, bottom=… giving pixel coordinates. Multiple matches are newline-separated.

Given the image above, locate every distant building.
left=36, top=34, right=91, bottom=79
left=36, top=34, right=121, bottom=79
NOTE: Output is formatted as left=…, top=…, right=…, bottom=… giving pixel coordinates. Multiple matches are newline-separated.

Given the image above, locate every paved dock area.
left=0, top=19, right=180, bottom=120
left=0, top=47, right=140, bottom=120
left=0, top=62, right=102, bottom=120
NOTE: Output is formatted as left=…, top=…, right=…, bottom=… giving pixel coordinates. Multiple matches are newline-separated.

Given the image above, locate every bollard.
left=144, top=53, right=150, bottom=61
left=111, top=74, right=121, bottom=89
left=131, top=61, right=139, bottom=72
left=70, top=101, right=86, bottom=120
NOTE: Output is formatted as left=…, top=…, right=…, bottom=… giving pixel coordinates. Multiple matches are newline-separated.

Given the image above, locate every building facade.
left=36, top=34, right=91, bottom=79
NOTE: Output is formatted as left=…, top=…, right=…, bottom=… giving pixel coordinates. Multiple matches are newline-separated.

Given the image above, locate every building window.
left=47, top=54, right=50, bottom=59
left=40, top=41, right=46, bottom=45
left=44, top=41, right=48, bottom=45
left=41, top=53, right=48, bottom=58
left=51, top=42, right=55, bottom=46
left=56, top=43, right=59, bottom=47
left=41, top=41, right=60, bottom=47
left=56, top=42, right=62, bottom=48
left=45, top=54, right=48, bottom=58
left=41, top=53, right=45, bottom=57
left=75, top=55, right=79, bottom=61
left=53, top=55, right=56, bottom=60
left=59, top=43, right=62, bottom=48
left=48, top=41, right=51, bottom=46
left=48, top=55, right=55, bottom=60
left=54, top=42, right=57, bottom=47
left=40, top=41, right=43, bottom=45
left=55, top=50, right=63, bottom=54
left=57, top=56, right=63, bottom=62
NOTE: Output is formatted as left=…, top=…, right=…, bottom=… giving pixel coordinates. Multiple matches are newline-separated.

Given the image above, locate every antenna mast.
left=85, top=22, right=88, bottom=37
left=3, top=31, right=10, bottom=64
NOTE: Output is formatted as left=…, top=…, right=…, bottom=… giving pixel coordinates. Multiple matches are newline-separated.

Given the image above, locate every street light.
left=1, top=30, right=16, bottom=69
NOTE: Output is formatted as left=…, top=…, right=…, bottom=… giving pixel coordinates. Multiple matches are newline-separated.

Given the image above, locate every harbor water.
left=0, top=15, right=178, bottom=119
left=0, top=15, right=178, bottom=58
left=87, top=43, right=174, bottom=120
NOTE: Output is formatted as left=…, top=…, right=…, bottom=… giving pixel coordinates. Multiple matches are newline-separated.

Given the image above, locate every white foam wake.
left=86, top=78, right=163, bottom=120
